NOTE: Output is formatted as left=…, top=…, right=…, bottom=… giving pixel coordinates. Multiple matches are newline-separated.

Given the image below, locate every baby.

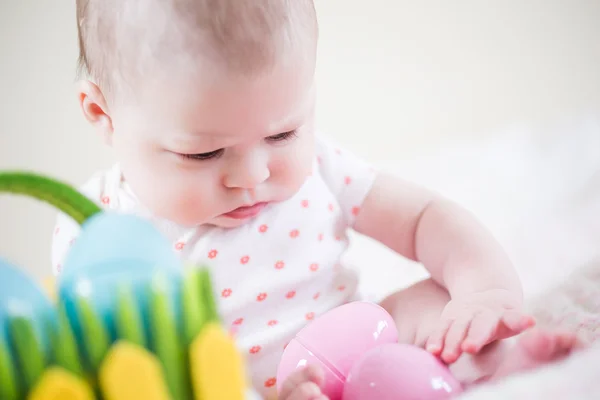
left=51, top=0, right=577, bottom=398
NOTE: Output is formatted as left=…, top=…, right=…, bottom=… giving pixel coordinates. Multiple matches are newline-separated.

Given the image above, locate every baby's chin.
left=154, top=213, right=247, bottom=229
left=205, top=215, right=259, bottom=229
left=152, top=205, right=267, bottom=229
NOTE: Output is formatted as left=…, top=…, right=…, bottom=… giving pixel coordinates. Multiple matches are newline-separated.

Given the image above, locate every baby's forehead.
left=77, top=0, right=318, bottom=99
left=140, top=63, right=316, bottom=144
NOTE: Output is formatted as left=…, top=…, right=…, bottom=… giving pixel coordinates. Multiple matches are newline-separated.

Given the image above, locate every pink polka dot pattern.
left=49, top=137, right=378, bottom=400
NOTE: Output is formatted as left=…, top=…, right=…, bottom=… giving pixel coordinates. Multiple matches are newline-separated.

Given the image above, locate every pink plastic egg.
left=277, top=302, right=399, bottom=399
left=343, top=343, right=463, bottom=400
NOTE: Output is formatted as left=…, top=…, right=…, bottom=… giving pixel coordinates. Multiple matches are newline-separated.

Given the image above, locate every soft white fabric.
left=51, top=136, right=377, bottom=398
left=459, top=343, right=600, bottom=400
left=459, top=260, right=600, bottom=399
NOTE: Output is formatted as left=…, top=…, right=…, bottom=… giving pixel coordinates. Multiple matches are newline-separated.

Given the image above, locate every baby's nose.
left=223, top=155, right=270, bottom=189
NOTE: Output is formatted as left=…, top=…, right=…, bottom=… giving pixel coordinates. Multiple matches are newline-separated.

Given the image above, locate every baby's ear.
left=76, top=80, right=114, bottom=146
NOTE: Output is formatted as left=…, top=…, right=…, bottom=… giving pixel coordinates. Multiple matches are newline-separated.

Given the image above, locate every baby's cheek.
left=273, top=129, right=313, bottom=174
left=121, top=161, right=208, bottom=224
left=129, top=173, right=182, bottom=219
left=157, top=178, right=215, bottom=225
left=284, top=140, right=314, bottom=185
left=270, top=153, right=310, bottom=193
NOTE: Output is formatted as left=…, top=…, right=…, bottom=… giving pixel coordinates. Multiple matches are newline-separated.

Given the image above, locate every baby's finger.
left=501, top=311, right=536, bottom=334
left=286, top=382, right=325, bottom=400
left=461, top=310, right=498, bottom=353
left=279, top=365, right=324, bottom=399
left=426, top=318, right=453, bottom=355
left=441, top=315, right=472, bottom=364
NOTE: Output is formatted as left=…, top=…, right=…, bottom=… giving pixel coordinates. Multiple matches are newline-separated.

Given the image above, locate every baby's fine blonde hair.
left=76, top=0, right=318, bottom=97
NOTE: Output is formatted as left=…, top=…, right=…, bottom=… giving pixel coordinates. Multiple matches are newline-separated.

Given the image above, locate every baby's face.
left=108, top=62, right=316, bottom=228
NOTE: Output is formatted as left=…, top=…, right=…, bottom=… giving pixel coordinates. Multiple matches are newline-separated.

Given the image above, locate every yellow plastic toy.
left=0, top=171, right=251, bottom=400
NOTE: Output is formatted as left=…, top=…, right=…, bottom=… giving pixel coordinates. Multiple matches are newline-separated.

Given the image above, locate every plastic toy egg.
left=0, top=257, right=55, bottom=330
left=58, top=212, right=182, bottom=287
left=56, top=212, right=185, bottom=367
left=343, top=343, right=463, bottom=400
left=58, top=213, right=183, bottom=315
left=277, top=301, right=398, bottom=399
left=0, top=258, right=56, bottom=396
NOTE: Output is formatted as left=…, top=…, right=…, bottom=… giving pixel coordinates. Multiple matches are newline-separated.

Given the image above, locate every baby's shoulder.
left=75, top=164, right=125, bottom=207
left=313, top=134, right=377, bottom=204
left=313, top=135, right=374, bottom=177
left=50, top=165, right=118, bottom=273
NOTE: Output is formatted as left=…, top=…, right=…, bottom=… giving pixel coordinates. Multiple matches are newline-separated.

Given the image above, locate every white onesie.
left=51, top=137, right=377, bottom=398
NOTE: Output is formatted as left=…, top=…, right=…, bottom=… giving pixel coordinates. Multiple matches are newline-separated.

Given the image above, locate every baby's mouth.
left=222, top=202, right=268, bottom=220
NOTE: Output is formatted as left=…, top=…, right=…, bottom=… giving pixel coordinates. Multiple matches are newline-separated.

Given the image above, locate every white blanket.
left=459, top=343, right=600, bottom=399
left=460, top=260, right=600, bottom=399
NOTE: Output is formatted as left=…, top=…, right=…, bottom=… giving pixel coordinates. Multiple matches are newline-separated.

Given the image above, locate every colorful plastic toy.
left=277, top=302, right=463, bottom=400
left=0, top=171, right=251, bottom=400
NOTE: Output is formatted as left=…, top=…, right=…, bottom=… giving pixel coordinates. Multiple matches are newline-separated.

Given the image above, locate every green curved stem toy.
left=0, top=171, right=98, bottom=395
left=0, top=171, right=102, bottom=224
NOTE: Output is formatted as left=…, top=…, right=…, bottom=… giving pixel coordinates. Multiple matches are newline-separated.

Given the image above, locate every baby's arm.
left=355, top=172, right=522, bottom=297
left=355, top=172, right=532, bottom=361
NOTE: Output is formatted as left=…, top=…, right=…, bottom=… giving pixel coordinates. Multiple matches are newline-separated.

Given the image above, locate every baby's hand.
left=426, top=289, right=536, bottom=364
left=278, top=364, right=328, bottom=400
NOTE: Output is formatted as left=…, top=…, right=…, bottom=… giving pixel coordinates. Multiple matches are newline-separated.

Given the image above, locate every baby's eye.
left=180, top=149, right=224, bottom=161
left=266, top=130, right=298, bottom=143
